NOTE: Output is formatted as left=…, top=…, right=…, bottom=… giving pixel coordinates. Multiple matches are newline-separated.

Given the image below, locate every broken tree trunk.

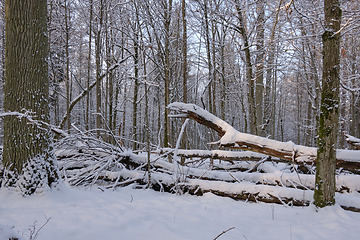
left=345, top=134, right=360, bottom=150
left=168, top=102, right=360, bottom=170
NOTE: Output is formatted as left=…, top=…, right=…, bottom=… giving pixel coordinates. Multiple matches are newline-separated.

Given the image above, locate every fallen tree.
left=167, top=102, right=360, bottom=171
left=51, top=130, right=360, bottom=211
left=346, top=133, right=360, bottom=150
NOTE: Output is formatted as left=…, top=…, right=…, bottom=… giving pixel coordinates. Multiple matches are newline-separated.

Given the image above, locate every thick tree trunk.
left=3, top=0, right=59, bottom=194
left=314, top=0, right=342, bottom=207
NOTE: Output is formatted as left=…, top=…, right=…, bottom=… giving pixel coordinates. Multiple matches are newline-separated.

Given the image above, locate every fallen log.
left=168, top=102, right=360, bottom=170
left=345, top=133, right=360, bottom=150
left=55, top=140, right=360, bottom=212
left=157, top=148, right=269, bottom=162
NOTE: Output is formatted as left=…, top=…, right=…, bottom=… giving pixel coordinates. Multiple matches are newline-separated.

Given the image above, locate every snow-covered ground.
left=1, top=185, right=359, bottom=240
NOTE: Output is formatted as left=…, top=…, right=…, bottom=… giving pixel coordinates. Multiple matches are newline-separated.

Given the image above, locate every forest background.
left=0, top=0, right=358, bottom=153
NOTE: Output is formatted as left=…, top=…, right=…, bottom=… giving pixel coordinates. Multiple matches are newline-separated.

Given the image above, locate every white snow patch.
left=1, top=185, right=360, bottom=240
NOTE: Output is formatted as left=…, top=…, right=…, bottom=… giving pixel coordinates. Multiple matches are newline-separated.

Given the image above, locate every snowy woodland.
left=0, top=0, right=360, bottom=239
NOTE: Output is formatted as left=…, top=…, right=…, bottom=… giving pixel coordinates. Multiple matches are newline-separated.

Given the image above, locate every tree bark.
left=314, top=0, right=342, bottom=207
left=255, top=0, right=265, bottom=136
left=234, top=0, right=256, bottom=134
left=86, top=0, right=93, bottom=131
left=180, top=0, right=188, bottom=165
left=3, top=0, right=59, bottom=194
left=64, top=0, right=71, bottom=132
left=95, top=0, right=104, bottom=137
left=163, top=0, right=172, bottom=148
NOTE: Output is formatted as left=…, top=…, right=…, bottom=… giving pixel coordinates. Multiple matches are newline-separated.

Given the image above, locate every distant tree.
left=314, top=0, right=342, bottom=207
left=2, top=0, right=59, bottom=194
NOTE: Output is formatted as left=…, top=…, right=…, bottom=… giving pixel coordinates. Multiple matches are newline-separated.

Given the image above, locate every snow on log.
left=158, top=148, right=271, bottom=161
left=167, top=102, right=360, bottom=169
left=345, top=134, right=360, bottom=150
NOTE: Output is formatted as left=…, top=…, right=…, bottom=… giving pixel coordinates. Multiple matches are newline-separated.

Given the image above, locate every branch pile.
left=55, top=132, right=360, bottom=211
left=52, top=103, right=360, bottom=211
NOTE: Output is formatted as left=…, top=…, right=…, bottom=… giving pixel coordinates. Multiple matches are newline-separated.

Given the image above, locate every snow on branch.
left=345, top=133, right=360, bottom=150
left=0, top=111, right=68, bottom=137
left=167, top=102, right=360, bottom=169
left=59, top=55, right=131, bottom=129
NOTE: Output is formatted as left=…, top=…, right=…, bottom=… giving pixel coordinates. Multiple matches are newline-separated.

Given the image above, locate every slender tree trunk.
left=314, top=0, right=341, bottom=207
left=203, top=0, right=213, bottom=114
left=65, top=0, right=71, bottom=132
left=132, top=33, right=139, bottom=150
left=3, top=0, right=59, bottom=194
left=95, top=0, right=104, bottom=137
left=86, top=0, right=93, bottom=131
left=235, top=0, right=255, bottom=134
left=163, top=0, right=172, bottom=148
left=255, top=0, right=265, bottom=136
left=180, top=0, right=187, bottom=165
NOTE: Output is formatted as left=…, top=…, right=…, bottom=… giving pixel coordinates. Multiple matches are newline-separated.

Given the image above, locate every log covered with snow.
left=345, top=134, right=360, bottom=150
left=168, top=102, right=360, bottom=170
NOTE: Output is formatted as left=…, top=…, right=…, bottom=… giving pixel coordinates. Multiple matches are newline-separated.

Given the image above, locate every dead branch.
left=59, top=55, right=131, bottom=129
left=345, top=133, right=360, bottom=150
left=214, top=227, right=235, bottom=240
left=168, top=102, right=360, bottom=170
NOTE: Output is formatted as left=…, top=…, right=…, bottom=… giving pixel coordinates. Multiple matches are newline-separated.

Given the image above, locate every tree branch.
left=59, top=55, right=131, bottom=129
left=168, top=102, right=360, bottom=170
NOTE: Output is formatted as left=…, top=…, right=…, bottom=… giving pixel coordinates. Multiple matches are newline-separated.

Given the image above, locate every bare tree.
left=314, top=0, right=342, bottom=207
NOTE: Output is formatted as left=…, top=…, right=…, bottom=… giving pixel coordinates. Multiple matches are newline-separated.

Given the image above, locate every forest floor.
left=1, top=184, right=360, bottom=240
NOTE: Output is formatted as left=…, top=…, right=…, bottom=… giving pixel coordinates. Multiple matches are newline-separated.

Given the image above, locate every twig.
left=246, top=157, right=269, bottom=173
left=214, top=227, right=235, bottom=240
left=30, top=216, right=51, bottom=240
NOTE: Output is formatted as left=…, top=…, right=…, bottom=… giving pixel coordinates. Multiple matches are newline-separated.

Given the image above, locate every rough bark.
left=314, top=0, right=342, bottom=207
left=3, top=0, right=59, bottom=194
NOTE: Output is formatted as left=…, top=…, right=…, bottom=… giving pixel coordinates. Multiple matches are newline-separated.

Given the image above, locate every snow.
left=168, top=102, right=360, bottom=163
left=1, top=185, right=360, bottom=240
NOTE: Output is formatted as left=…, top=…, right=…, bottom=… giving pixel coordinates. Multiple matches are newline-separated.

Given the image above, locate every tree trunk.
left=234, top=0, right=256, bottom=135
left=132, top=31, right=139, bottom=150
left=86, top=0, right=93, bottom=131
left=65, top=0, right=71, bottom=132
left=95, top=0, right=104, bottom=137
left=163, top=0, right=172, bottom=148
left=180, top=0, right=187, bottom=165
left=255, top=0, right=265, bottom=136
left=3, top=0, right=59, bottom=194
left=314, top=0, right=342, bottom=207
